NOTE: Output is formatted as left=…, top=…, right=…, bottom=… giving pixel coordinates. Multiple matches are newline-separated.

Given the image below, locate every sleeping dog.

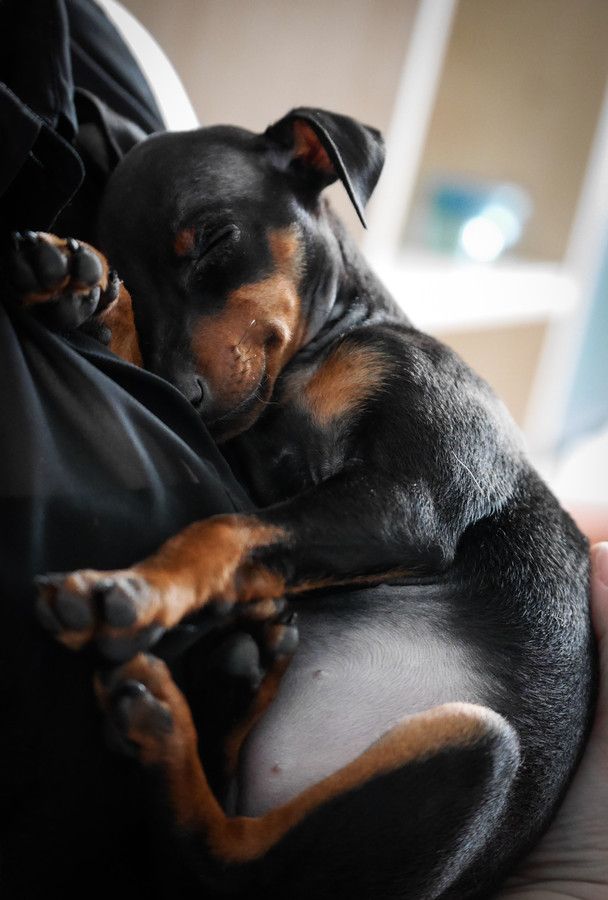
left=9, top=108, right=594, bottom=898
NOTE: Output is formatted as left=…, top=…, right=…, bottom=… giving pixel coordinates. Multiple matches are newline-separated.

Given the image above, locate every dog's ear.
left=264, top=108, right=385, bottom=227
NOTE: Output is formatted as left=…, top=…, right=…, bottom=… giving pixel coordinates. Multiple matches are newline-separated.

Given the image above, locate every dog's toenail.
left=112, top=679, right=148, bottom=701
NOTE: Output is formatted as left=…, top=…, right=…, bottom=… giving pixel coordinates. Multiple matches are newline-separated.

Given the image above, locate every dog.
left=6, top=108, right=594, bottom=899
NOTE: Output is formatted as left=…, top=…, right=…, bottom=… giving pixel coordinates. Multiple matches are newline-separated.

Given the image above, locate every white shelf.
left=366, top=252, right=580, bottom=334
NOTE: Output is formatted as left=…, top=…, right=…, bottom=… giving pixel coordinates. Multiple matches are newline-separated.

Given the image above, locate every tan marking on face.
left=191, top=269, right=304, bottom=435
left=173, top=227, right=197, bottom=257
left=292, top=342, right=389, bottom=426
left=268, top=225, right=303, bottom=275
left=187, top=225, right=305, bottom=436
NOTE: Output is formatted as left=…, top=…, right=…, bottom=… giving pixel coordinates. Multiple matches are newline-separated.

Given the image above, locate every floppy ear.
left=264, top=107, right=385, bottom=227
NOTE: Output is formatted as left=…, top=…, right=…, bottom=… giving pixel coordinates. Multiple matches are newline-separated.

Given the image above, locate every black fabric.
left=66, top=0, right=165, bottom=135
left=0, top=302, right=251, bottom=898
left=0, top=0, right=164, bottom=233
left=1, top=0, right=81, bottom=231
left=0, top=301, right=251, bottom=590
left=0, top=3, right=252, bottom=895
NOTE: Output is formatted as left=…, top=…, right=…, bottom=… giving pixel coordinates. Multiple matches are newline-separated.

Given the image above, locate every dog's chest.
left=228, top=377, right=349, bottom=505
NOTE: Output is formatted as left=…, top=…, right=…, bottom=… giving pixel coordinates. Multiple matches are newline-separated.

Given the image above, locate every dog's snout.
left=189, top=376, right=206, bottom=410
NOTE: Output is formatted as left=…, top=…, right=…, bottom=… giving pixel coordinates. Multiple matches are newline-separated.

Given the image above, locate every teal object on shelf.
left=426, top=178, right=532, bottom=262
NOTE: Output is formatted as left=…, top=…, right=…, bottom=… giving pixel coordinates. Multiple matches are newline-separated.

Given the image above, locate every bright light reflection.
left=459, top=216, right=507, bottom=263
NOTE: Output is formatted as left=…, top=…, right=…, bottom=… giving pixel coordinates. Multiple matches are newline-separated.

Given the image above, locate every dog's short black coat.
left=11, top=108, right=594, bottom=899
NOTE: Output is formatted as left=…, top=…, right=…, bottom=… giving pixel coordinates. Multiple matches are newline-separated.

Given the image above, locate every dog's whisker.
left=252, top=391, right=279, bottom=407
left=236, top=319, right=257, bottom=349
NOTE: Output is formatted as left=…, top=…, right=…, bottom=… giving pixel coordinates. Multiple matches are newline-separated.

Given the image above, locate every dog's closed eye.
left=174, top=223, right=241, bottom=262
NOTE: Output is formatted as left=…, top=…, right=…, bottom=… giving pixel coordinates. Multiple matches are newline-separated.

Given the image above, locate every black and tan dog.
left=8, top=109, right=594, bottom=898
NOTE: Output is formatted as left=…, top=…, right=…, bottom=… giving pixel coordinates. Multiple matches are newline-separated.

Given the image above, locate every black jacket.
left=0, top=5, right=248, bottom=897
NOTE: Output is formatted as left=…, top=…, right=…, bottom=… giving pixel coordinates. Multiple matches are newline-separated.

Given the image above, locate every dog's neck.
left=299, top=206, right=408, bottom=359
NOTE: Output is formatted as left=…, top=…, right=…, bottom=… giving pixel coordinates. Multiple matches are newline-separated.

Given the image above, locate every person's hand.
left=495, top=542, right=608, bottom=899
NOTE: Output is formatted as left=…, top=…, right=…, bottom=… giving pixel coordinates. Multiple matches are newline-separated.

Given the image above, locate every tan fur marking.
left=174, top=227, right=197, bottom=257
left=222, top=657, right=291, bottom=780
left=158, top=700, right=503, bottom=863
left=191, top=272, right=304, bottom=437
left=300, top=342, right=389, bottom=426
left=268, top=226, right=302, bottom=276
left=38, top=515, right=289, bottom=652
left=100, top=284, right=143, bottom=367
left=134, top=515, right=287, bottom=622
left=290, top=566, right=420, bottom=595
left=64, top=517, right=286, bottom=648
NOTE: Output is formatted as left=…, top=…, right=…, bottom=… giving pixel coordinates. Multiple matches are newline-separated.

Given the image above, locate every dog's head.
left=98, top=109, right=384, bottom=440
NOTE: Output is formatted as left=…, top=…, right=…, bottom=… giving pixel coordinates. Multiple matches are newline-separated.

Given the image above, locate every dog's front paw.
left=95, top=653, right=197, bottom=765
left=35, top=569, right=166, bottom=660
left=5, top=231, right=119, bottom=330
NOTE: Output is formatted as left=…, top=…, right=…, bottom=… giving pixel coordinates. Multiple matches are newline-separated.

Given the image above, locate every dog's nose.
left=188, top=376, right=206, bottom=410
left=170, top=373, right=207, bottom=409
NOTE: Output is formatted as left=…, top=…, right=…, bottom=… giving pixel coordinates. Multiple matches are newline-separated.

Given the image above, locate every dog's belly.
left=236, top=586, right=491, bottom=816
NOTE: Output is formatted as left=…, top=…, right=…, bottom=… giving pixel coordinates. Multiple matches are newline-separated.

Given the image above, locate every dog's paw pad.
left=35, top=573, right=94, bottom=633
left=103, top=679, right=173, bottom=756
left=34, top=569, right=164, bottom=657
left=56, top=585, right=96, bottom=630
left=96, top=576, right=148, bottom=627
left=66, top=239, right=104, bottom=288
left=263, top=610, right=299, bottom=661
left=6, top=232, right=109, bottom=329
left=207, top=632, right=264, bottom=691
left=9, top=232, right=69, bottom=292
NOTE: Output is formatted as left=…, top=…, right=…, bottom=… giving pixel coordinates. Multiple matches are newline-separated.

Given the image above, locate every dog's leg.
left=3, top=231, right=117, bottom=329
left=97, top=653, right=520, bottom=899
left=36, top=516, right=291, bottom=658
left=3, top=230, right=142, bottom=362
left=182, top=608, right=299, bottom=806
left=209, top=612, right=298, bottom=779
left=35, top=467, right=453, bottom=660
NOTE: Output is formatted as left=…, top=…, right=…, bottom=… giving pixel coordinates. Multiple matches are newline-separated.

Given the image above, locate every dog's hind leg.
left=177, top=608, right=299, bottom=807
left=96, top=653, right=520, bottom=900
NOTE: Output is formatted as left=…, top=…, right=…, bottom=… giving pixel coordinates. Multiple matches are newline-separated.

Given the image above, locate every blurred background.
left=112, top=0, right=607, bottom=542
